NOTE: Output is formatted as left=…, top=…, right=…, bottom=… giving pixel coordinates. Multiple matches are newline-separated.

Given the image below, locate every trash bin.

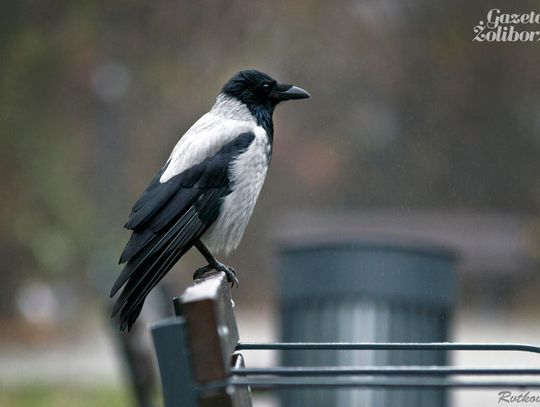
left=278, top=240, right=456, bottom=407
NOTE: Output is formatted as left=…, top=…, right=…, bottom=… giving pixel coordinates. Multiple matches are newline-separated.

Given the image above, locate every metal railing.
left=227, top=342, right=540, bottom=390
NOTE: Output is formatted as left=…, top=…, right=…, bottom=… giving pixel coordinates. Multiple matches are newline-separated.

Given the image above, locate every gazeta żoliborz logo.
left=473, top=9, right=540, bottom=42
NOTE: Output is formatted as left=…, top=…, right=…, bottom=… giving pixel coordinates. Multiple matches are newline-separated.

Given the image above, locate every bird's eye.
left=262, top=84, right=271, bottom=93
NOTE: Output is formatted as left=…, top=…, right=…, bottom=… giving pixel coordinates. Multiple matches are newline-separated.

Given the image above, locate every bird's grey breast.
left=201, top=126, right=270, bottom=254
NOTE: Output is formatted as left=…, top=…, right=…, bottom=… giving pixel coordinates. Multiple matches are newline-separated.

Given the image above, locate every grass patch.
left=0, top=384, right=133, bottom=407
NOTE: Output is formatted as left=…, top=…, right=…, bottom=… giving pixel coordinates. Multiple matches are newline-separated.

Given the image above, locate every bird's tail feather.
left=111, top=206, right=209, bottom=331
left=115, top=243, right=191, bottom=331
left=112, top=208, right=204, bottom=315
left=110, top=208, right=199, bottom=298
left=111, top=189, right=224, bottom=331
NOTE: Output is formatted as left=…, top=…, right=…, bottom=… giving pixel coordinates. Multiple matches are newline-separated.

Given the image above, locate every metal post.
left=150, top=317, right=199, bottom=407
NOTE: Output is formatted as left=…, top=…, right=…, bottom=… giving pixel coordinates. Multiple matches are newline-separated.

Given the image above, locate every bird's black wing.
left=111, top=131, right=255, bottom=330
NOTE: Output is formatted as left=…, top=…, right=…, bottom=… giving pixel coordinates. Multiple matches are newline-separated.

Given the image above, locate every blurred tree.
left=0, top=0, right=539, bottom=317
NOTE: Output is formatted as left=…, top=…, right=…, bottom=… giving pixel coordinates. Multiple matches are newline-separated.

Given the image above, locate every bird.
left=110, top=69, right=310, bottom=330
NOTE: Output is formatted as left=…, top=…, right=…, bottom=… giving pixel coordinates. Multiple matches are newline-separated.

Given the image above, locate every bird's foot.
left=193, top=265, right=213, bottom=280
left=193, top=262, right=239, bottom=287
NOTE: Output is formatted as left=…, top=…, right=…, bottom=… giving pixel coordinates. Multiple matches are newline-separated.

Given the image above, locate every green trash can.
left=278, top=240, right=456, bottom=407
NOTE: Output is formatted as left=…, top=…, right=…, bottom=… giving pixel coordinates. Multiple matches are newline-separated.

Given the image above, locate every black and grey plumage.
left=110, top=70, right=310, bottom=330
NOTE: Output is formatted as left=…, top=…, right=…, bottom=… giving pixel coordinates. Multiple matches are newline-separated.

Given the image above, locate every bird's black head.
left=222, top=70, right=310, bottom=109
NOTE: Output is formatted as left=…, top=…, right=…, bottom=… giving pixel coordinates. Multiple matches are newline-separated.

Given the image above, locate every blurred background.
left=1, top=0, right=540, bottom=406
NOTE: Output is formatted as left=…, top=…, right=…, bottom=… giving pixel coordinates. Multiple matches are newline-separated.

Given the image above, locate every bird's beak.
left=272, top=83, right=311, bottom=102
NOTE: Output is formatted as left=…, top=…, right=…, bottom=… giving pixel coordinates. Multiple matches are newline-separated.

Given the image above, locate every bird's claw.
left=193, top=262, right=239, bottom=287
left=193, top=265, right=213, bottom=280
left=223, top=266, right=239, bottom=288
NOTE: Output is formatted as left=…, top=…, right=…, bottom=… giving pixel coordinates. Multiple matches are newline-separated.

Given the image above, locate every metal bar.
left=231, top=366, right=540, bottom=376
left=150, top=317, right=199, bottom=407
left=236, top=342, right=540, bottom=354
left=225, top=377, right=540, bottom=389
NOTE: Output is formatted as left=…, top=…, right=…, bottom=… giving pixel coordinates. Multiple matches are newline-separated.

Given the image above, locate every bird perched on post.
left=110, top=70, right=310, bottom=330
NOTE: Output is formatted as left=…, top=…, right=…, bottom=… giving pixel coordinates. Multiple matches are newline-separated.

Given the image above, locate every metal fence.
left=150, top=273, right=540, bottom=407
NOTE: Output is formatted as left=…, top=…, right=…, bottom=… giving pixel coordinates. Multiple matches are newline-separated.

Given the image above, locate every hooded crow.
left=110, top=69, right=310, bottom=330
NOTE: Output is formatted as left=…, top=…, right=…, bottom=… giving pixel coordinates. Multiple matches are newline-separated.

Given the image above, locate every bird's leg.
left=193, top=240, right=239, bottom=287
